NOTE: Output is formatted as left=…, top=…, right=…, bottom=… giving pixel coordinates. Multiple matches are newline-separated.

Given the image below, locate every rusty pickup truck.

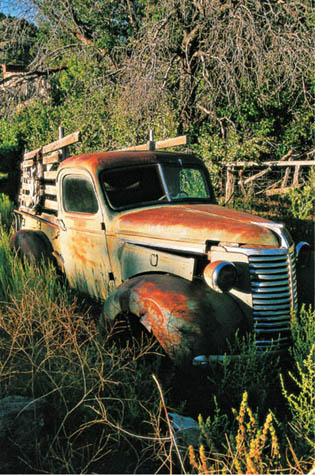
left=11, top=141, right=310, bottom=368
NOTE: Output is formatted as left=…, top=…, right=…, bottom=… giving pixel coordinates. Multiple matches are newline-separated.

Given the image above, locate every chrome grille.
left=248, top=247, right=297, bottom=351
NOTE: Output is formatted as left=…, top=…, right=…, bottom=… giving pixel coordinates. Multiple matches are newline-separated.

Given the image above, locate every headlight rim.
left=204, top=260, right=237, bottom=293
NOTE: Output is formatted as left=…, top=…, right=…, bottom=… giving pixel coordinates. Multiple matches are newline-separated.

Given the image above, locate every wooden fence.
left=223, top=152, right=315, bottom=203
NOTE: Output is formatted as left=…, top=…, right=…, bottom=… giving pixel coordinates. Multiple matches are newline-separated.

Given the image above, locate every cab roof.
left=58, top=150, right=204, bottom=176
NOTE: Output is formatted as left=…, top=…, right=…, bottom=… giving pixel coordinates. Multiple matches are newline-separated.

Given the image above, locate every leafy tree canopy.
left=0, top=0, right=313, bottom=167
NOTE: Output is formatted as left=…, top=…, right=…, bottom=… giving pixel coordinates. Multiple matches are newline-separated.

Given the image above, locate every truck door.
left=57, top=172, right=112, bottom=300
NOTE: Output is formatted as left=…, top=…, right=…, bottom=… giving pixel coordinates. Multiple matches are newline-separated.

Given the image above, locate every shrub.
left=205, top=334, right=280, bottom=415
left=288, top=184, right=315, bottom=220
left=189, top=391, right=281, bottom=475
left=281, top=345, right=315, bottom=456
left=290, top=305, right=315, bottom=366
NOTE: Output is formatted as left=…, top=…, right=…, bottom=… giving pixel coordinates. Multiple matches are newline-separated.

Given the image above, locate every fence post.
left=225, top=167, right=235, bottom=203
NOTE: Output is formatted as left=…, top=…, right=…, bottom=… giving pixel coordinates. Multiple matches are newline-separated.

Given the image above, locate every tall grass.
left=0, top=194, right=314, bottom=473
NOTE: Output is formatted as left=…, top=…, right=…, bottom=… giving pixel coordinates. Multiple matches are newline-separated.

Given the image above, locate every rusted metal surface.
left=102, top=274, right=249, bottom=367
left=58, top=151, right=203, bottom=177
left=116, top=204, right=279, bottom=248
left=120, top=242, right=195, bottom=281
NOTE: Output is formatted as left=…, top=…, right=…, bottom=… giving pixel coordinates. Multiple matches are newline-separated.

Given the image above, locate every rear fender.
left=102, top=274, right=249, bottom=367
left=10, top=230, right=54, bottom=264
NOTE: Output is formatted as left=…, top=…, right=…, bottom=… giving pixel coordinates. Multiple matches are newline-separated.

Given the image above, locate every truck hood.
left=115, top=204, right=280, bottom=250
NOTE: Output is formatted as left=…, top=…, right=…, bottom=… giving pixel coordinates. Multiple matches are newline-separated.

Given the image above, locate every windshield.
left=101, top=163, right=213, bottom=210
left=161, top=164, right=210, bottom=200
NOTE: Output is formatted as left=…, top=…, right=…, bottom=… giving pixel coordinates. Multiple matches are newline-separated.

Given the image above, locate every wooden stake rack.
left=17, top=128, right=186, bottom=219
left=18, top=128, right=81, bottom=216
left=118, top=130, right=187, bottom=152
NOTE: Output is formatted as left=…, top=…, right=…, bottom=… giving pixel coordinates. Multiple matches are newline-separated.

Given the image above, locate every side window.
left=63, top=176, right=99, bottom=213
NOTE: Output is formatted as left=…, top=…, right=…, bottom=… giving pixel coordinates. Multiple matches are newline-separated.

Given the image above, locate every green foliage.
left=0, top=227, right=66, bottom=304
left=197, top=397, right=229, bottom=452
left=190, top=392, right=282, bottom=474
left=206, top=334, right=280, bottom=414
left=287, top=184, right=315, bottom=220
left=290, top=305, right=315, bottom=367
left=0, top=119, right=24, bottom=149
left=281, top=345, right=315, bottom=453
left=0, top=13, right=38, bottom=65
left=0, top=193, right=14, bottom=230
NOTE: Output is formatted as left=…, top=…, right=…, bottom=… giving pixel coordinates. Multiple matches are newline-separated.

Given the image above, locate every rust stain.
left=140, top=297, right=181, bottom=348
left=58, top=150, right=201, bottom=177
left=117, top=205, right=279, bottom=247
left=68, top=235, right=97, bottom=268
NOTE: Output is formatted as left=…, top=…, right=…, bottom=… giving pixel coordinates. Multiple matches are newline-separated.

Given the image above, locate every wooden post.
left=238, top=169, right=247, bottom=197
left=59, top=126, right=67, bottom=160
left=293, top=165, right=300, bottom=187
left=281, top=166, right=291, bottom=192
left=148, top=129, right=155, bottom=151
left=225, top=167, right=235, bottom=203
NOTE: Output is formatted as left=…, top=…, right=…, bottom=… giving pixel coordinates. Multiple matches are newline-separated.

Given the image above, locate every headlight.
left=204, top=260, right=237, bottom=293
left=296, top=241, right=311, bottom=268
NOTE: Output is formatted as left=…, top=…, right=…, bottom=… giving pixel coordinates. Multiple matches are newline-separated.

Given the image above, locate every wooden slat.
left=21, top=183, right=32, bottom=191
left=21, top=159, right=34, bottom=168
left=225, top=167, right=236, bottom=203
left=243, top=167, right=272, bottom=185
left=44, top=199, right=58, bottom=210
left=23, top=148, right=41, bottom=160
left=156, top=135, right=187, bottom=149
left=119, top=134, right=187, bottom=152
left=119, top=143, right=152, bottom=151
left=266, top=184, right=303, bottom=196
left=281, top=166, right=291, bottom=190
left=24, top=131, right=80, bottom=160
left=44, top=171, right=57, bottom=180
left=42, top=151, right=60, bottom=165
left=42, top=131, right=81, bottom=156
left=44, top=185, right=57, bottom=195
left=21, top=193, right=31, bottom=201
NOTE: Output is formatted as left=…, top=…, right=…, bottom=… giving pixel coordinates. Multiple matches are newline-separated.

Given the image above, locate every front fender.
left=102, top=274, right=249, bottom=367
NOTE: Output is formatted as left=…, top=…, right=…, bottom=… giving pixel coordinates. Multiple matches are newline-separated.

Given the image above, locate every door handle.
left=57, top=219, right=67, bottom=231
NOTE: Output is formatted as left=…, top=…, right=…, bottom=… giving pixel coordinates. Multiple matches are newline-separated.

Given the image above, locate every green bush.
left=281, top=345, right=315, bottom=455
left=290, top=305, right=315, bottom=366
left=205, top=334, right=280, bottom=415
left=288, top=184, right=315, bottom=220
